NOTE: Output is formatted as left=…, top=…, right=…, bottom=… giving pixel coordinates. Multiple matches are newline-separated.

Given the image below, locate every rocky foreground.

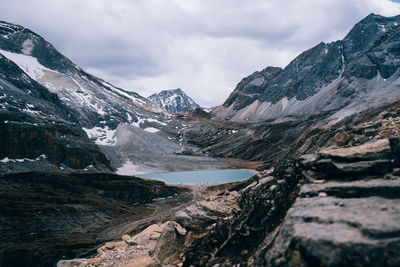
left=55, top=135, right=400, bottom=267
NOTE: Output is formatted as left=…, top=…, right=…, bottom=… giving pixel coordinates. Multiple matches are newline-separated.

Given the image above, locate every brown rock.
left=87, top=257, right=103, bottom=265
left=124, top=257, right=160, bottom=267
left=105, top=242, right=116, bottom=249
left=131, top=224, right=164, bottom=245
left=114, top=241, right=128, bottom=248
left=122, top=234, right=131, bottom=241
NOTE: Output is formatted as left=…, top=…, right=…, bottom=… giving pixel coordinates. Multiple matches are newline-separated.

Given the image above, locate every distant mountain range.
left=148, top=88, right=200, bottom=113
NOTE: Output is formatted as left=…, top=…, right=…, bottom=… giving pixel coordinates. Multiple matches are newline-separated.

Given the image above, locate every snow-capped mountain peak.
left=148, top=88, right=200, bottom=113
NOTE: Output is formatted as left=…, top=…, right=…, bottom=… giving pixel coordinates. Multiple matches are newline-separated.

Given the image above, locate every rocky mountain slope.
left=214, top=13, right=400, bottom=122
left=0, top=48, right=110, bottom=173
left=0, top=21, right=222, bottom=174
left=148, top=88, right=200, bottom=114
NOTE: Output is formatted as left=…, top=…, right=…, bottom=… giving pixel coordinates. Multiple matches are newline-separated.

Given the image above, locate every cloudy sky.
left=1, top=0, right=399, bottom=106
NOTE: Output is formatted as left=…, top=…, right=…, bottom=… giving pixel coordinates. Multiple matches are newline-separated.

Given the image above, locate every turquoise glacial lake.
left=137, top=169, right=256, bottom=184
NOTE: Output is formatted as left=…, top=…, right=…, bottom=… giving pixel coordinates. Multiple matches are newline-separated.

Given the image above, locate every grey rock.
left=314, top=158, right=392, bottom=175
left=57, top=258, right=87, bottom=267
left=318, top=139, right=392, bottom=161
left=151, top=222, right=184, bottom=262
left=300, top=178, right=400, bottom=199
left=264, top=196, right=400, bottom=266
left=175, top=203, right=219, bottom=231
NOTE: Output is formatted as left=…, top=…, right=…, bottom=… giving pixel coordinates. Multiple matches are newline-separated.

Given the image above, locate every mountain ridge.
left=148, top=88, right=200, bottom=113
left=214, top=13, right=400, bottom=122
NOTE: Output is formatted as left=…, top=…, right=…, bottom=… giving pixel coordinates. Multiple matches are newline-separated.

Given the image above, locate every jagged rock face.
left=183, top=167, right=301, bottom=266
left=216, top=14, right=400, bottom=122
left=183, top=136, right=400, bottom=266
left=223, top=66, right=282, bottom=111
left=148, top=88, right=200, bottom=113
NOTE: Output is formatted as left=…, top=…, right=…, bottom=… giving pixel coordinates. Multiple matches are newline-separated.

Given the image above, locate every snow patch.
left=146, top=118, right=167, bottom=126
left=0, top=49, right=56, bottom=80
left=83, top=165, right=94, bottom=171
left=101, top=81, right=147, bottom=106
left=83, top=126, right=117, bottom=146
left=22, top=104, right=40, bottom=115
left=126, top=112, right=132, bottom=123
left=144, top=127, right=160, bottom=133
left=0, top=154, right=46, bottom=163
left=71, top=77, right=106, bottom=116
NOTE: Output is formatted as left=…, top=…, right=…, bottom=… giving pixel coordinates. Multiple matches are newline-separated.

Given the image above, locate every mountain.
left=148, top=88, right=200, bottom=113
left=0, top=21, right=200, bottom=173
left=0, top=45, right=110, bottom=172
left=214, top=13, right=400, bottom=122
left=0, top=21, right=171, bottom=143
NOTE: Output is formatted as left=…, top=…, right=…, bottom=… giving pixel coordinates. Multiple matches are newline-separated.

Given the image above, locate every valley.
left=0, top=12, right=400, bottom=267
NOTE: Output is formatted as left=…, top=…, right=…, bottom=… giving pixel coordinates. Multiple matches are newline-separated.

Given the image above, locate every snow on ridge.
left=101, top=82, right=146, bottom=105
left=0, top=154, right=46, bottom=163
left=146, top=117, right=167, bottom=126
left=0, top=49, right=57, bottom=80
left=71, top=77, right=107, bottom=116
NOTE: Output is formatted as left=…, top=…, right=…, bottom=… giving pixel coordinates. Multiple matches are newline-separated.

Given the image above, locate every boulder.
left=130, top=224, right=164, bottom=245
left=151, top=221, right=184, bottom=263
left=175, top=204, right=218, bottom=230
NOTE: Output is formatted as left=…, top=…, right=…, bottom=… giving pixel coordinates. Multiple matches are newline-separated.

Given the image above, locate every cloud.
left=0, top=0, right=399, bottom=106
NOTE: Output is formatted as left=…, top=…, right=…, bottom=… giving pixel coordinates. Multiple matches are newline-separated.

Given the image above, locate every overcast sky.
left=1, top=0, right=400, bottom=107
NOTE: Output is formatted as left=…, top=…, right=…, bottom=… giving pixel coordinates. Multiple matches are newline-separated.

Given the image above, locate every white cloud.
left=0, top=0, right=399, bottom=106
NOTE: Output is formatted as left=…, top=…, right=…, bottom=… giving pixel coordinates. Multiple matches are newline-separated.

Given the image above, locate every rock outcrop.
left=175, top=191, right=240, bottom=231
left=262, top=138, right=400, bottom=266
